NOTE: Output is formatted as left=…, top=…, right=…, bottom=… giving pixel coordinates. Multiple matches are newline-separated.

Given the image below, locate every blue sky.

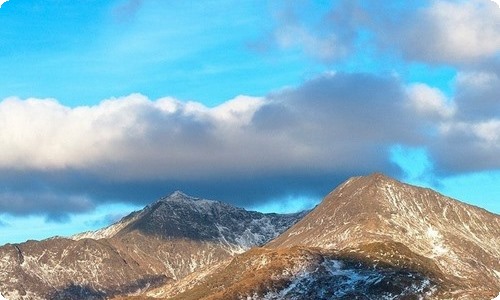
left=0, top=0, right=499, bottom=245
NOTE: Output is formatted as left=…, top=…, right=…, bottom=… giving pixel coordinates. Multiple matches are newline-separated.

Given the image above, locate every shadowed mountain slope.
left=0, top=192, right=304, bottom=300
left=143, top=174, right=499, bottom=300
left=1, top=175, right=498, bottom=300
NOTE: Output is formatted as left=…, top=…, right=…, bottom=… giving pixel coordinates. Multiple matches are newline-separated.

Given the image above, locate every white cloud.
left=391, top=0, right=500, bottom=64
left=0, top=0, right=9, bottom=8
left=1, top=71, right=499, bottom=215
left=407, top=84, right=455, bottom=119
left=0, top=72, right=420, bottom=215
left=270, top=0, right=500, bottom=65
left=270, top=1, right=361, bottom=62
left=2, top=71, right=497, bottom=180
left=473, top=120, right=500, bottom=145
left=274, top=23, right=346, bottom=62
left=0, top=94, right=264, bottom=175
left=456, top=71, right=499, bottom=91
left=440, top=120, right=500, bottom=148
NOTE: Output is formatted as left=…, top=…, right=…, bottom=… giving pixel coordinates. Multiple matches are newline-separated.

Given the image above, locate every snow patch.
left=72, top=211, right=142, bottom=240
left=259, top=258, right=435, bottom=300
left=426, top=227, right=448, bottom=257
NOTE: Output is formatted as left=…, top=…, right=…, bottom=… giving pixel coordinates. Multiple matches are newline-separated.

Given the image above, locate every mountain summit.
left=0, top=192, right=305, bottom=300
left=164, top=190, right=191, bottom=199
left=77, top=190, right=306, bottom=247
left=1, top=176, right=498, bottom=299
left=156, top=174, right=499, bottom=300
left=266, top=173, right=500, bottom=297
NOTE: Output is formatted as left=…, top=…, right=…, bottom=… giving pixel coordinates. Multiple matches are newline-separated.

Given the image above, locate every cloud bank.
left=1, top=69, right=498, bottom=217
left=1, top=0, right=499, bottom=219
left=1, top=73, right=408, bottom=216
left=263, top=0, right=500, bottom=183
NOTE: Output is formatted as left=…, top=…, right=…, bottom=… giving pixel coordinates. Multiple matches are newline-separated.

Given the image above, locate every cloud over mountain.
left=0, top=73, right=409, bottom=216
left=0, top=68, right=498, bottom=217
left=0, top=0, right=499, bottom=222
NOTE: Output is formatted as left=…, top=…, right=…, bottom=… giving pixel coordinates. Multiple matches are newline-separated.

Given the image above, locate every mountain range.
left=0, top=174, right=499, bottom=299
left=0, top=191, right=304, bottom=299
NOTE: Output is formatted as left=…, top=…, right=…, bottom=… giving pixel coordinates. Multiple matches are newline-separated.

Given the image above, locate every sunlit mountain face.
left=1, top=1, right=499, bottom=299
left=1, top=174, right=498, bottom=300
left=0, top=0, right=499, bottom=248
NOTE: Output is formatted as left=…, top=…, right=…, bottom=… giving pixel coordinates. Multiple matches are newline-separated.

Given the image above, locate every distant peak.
left=170, top=190, right=188, bottom=198
left=159, top=190, right=201, bottom=202
left=356, top=172, right=401, bottom=186
left=337, top=173, right=404, bottom=194
left=365, top=172, right=392, bottom=181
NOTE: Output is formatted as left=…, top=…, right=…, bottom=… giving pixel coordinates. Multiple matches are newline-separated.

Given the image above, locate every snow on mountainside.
left=2, top=176, right=498, bottom=300
left=146, top=174, right=499, bottom=300
left=267, top=173, right=500, bottom=299
left=156, top=244, right=442, bottom=300
left=258, top=254, right=435, bottom=300
left=0, top=191, right=305, bottom=300
left=74, top=191, right=305, bottom=251
left=72, top=210, right=143, bottom=240
left=110, top=191, right=306, bottom=251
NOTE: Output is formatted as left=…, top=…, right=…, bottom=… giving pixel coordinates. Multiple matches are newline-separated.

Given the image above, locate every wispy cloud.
left=266, top=0, right=364, bottom=63
left=0, top=219, right=9, bottom=227
left=267, top=0, right=500, bottom=66
left=112, top=0, right=144, bottom=21
left=376, top=0, right=500, bottom=65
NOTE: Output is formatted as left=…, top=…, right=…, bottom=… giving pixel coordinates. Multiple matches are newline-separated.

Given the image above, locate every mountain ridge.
left=144, top=173, right=499, bottom=300
left=266, top=173, right=500, bottom=296
left=0, top=191, right=305, bottom=300
left=1, top=174, right=499, bottom=299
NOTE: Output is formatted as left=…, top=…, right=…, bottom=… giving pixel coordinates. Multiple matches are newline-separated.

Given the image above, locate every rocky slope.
left=267, top=173, right=500, bottom=298
left=74, top=191, right=305, bottom=251
left=0, top=238, right=168, bottom=299
left=1, top=174, right=498, bottom=300
left=144, top=174, right=499, bottom=300
left=145, top=243, right=447, bottom=300
left=0, top=192, right=304, bottom=300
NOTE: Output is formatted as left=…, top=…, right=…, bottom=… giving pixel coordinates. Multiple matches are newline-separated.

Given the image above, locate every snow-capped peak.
left=161, top=190, right=201, bottom=202
left=170, top=190, right=189, bottom=198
